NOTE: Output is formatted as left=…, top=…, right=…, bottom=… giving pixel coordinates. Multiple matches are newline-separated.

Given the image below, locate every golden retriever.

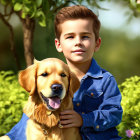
left=0, top=58, right=81, bottom=140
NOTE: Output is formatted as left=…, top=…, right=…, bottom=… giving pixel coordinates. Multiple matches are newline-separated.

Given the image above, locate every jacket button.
left=91, top=93, right=94, bottom=96
left=96, top=125, right=99, bottom=129
left=76, top=103, right=80, bottom=106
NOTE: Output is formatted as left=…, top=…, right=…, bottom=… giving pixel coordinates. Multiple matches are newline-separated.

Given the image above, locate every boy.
left=5, top=5, right=123, bottom=140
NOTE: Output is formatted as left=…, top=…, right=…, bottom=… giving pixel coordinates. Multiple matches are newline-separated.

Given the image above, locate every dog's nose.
left=51, top=84, right=63, bottom=94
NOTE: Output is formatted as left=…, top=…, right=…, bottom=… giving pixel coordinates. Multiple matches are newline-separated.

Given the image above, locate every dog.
left=0, top=58, right=81, bottom=140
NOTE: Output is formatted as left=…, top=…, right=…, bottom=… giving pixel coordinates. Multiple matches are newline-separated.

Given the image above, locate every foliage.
left=0, top=0, right=102, bottom=27
left=0, top=71, right=28, bottom=136
left=117, top=76, right=140, bottom=139
left=127, top=0, right=140, bottom=17
left=112, top=0, right=140, bottom=18
left=0, top=0, right=107, bottom=67
left=2, top=0, right=138, bottom=29
left=0, top=71, right=140, bottom=139
left=1, top=0, right=49, bottom=27
left=0, top=0, right=140, bottom=68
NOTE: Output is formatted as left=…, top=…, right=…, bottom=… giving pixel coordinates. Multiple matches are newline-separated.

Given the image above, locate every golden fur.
left=0, top=58, right=81, bottom=140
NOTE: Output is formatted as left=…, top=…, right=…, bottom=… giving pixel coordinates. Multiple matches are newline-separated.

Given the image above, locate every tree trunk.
left=0, top=13, right=21, bottom=70
left=21, top=17, right=35, bottom=66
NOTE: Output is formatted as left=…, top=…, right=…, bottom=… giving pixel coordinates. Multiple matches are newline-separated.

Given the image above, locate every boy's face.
left=55, top=19, right=101, bottom=65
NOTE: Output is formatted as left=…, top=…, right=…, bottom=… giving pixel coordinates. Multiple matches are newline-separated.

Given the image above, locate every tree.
left=0, top=0, right=71, bottom=67
left=0, top=0, right=113, bottom=68
left=0, top=0, right=140, bottom=68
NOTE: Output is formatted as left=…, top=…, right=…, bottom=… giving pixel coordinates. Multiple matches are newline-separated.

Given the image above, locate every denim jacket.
left=6, top=58, right=123, bottom=140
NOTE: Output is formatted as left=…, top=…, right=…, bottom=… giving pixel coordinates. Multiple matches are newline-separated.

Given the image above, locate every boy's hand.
left=60, top=110, right=83, bottom=128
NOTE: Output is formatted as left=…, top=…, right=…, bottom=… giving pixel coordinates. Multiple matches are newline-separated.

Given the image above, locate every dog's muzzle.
left=40, top=84, right=63, bottom=111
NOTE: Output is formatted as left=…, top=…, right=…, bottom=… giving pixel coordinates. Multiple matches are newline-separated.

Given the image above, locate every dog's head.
left=19, top=58, right=80, bottom=111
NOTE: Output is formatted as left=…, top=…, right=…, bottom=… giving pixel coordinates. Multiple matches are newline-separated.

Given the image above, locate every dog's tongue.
left=48, top=97, right=61, bottom=109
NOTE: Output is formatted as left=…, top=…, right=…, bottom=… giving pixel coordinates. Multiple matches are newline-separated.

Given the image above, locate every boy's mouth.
left=73, top=49, right=85, bottom=54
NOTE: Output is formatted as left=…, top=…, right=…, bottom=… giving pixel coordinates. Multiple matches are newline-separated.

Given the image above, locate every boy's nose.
left=75, top=37, right=82, bottom=46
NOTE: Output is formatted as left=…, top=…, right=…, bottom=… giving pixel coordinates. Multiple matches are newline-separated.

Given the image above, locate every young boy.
left=5, top=5, right=123, bottom=140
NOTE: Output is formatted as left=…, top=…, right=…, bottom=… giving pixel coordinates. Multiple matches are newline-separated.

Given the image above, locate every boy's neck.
left=66, top=59, right=92, bottom=81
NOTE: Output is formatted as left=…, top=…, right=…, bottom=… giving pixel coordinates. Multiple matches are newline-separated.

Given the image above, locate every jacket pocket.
left=83, top=90, right=103, bottom=112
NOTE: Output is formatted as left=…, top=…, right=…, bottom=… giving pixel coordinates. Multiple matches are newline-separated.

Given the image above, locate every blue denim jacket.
left=6, top=58, right=123, bottom=140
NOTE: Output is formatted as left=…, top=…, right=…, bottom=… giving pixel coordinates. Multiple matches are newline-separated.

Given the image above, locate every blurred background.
left=0, top=0, right=140, bottom=84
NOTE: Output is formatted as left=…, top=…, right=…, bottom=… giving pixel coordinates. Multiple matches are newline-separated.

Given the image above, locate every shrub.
left=117, top=76, right=140, bottom=140
left=0, top=71, right=28, bottom=136
left=0, top=71, right=140, bottom=139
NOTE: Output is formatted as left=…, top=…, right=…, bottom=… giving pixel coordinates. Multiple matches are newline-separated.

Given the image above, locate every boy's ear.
left=95, top=37, right=101, bottom=52
left=55, top=38, right=63, bottom=52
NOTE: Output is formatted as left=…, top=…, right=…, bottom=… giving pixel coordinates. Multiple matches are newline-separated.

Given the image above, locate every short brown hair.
left=54, top=5, right=101, bottom=40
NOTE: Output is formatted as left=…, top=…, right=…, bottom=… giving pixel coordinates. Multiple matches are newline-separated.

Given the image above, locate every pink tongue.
left=48, top=97, right=61, bottom=109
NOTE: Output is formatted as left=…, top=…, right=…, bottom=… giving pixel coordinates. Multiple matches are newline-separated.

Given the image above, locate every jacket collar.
left=85, top=58, right=103, bottom=79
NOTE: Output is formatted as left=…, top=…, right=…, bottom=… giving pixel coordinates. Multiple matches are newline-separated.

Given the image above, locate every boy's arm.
left=80, top=76, right=123, bottom=132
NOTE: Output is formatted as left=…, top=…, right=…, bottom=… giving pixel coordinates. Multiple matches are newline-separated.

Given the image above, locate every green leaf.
left=14, top=3, right=23, bottom=11
left=137, top=3, right=140, bottom=12
left=38, top=18, right=46, bottom=27
left=24, top=5, right=30, bottom=13
left=30, top=4, right=37, bottom=18
left=36, top=0, right=42, bottom=7
left=21, top=12, right=26, bottom=19
left=130, top=0, right=137, bottom=7
left=35, top=9, right=46, bottom=27
left=35, top=9, right=43, bottom=17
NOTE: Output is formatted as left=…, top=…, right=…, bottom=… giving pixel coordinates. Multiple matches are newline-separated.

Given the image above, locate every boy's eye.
left=82, top=36, right=89, bottom=39
left=66, top=36, right=73, bottom=39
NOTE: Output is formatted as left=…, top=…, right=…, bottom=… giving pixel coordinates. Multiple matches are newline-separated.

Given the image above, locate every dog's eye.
left=60, top=73, right=66, bottom=77
left=41, top=73, right=48, bottom=77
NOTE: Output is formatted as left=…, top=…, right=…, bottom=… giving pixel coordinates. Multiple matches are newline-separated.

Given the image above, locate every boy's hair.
left=54, top=5, right=101, bottom=40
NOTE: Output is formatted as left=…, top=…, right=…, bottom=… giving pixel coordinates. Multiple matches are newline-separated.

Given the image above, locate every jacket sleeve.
left=80, top=76, right=123, bottom=132
left=6, top=113, right=28, bottom=140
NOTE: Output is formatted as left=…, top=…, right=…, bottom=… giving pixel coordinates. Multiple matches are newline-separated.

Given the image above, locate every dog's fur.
left=0, top=58, right=81, bottom=140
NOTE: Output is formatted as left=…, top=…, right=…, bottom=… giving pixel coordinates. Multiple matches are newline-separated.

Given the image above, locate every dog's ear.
left=18, top=63, right=37, bottom=96
left=69, top=72, right=80, bottom=97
